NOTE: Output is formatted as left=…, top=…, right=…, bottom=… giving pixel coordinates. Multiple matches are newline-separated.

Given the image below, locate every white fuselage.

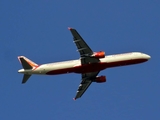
left=18, top=52, right=150, bottom=75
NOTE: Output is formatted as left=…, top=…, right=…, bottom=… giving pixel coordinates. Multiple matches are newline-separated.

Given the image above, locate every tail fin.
left=18, top=56, right=38, bottom=84
left=18, top=56, right=38, bottom=69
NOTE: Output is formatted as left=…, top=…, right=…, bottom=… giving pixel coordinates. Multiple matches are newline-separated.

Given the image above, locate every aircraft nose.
left=144, top=54, right=151, bottom=60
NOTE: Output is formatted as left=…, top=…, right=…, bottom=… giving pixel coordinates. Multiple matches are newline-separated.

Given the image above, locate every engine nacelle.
left=94, top=76, right=106, bottom=83
left=92, top=51, right=105, bottom=58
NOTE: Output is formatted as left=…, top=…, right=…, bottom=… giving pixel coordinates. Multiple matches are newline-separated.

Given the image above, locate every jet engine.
left=92, top=51, right=105, bottom=58
left=94, top=76, right=106, bottom=83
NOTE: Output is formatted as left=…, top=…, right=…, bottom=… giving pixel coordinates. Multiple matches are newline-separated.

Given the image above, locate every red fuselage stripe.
left=46, top=58, right=148, bottom=75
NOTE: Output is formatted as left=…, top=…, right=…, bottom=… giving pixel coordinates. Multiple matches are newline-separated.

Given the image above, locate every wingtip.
left=73, top=98, right=76, bottom=101
left=22, top=82, right=25, bottom=84
left=68, top=27, right=72, bottom=30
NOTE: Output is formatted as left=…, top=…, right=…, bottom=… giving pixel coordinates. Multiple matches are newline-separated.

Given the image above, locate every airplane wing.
left=69, top=28, right=101, bottom=100
left=68, top=27, right=93, bottom=57
left=68, top=27, right=99, bottom=64
left=74, top=71, right=99, bottom=100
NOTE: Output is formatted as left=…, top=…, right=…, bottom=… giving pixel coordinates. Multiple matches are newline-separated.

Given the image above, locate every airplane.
left=18, top=27, right=151, bottom=100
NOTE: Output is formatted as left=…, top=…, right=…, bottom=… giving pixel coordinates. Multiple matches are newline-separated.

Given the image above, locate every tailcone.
left=18, top=69, right=24, bottom=73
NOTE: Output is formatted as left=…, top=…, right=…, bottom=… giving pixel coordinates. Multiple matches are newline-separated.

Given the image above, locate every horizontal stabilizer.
left=22, top=74, right=31, bottom=84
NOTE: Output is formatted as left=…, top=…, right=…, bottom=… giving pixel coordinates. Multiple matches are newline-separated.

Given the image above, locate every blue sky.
left=0, top=0, right=160, bottom=119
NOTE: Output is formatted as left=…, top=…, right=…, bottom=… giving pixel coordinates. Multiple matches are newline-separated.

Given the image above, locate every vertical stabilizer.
left=18, top=56, right=38, bottom=69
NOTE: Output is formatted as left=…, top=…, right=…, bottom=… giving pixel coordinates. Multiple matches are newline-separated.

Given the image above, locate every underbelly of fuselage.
left=45, top=58, right=148, bottom=75
left=46, top=63, right=104, bottom=75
